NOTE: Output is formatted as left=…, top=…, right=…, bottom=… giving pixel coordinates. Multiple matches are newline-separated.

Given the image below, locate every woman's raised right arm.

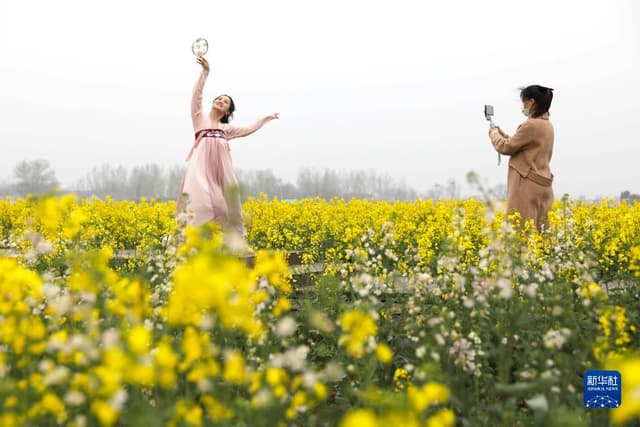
left=191, top=70, right=208, bottom=128
left=191, top=57, right=210, bottom=130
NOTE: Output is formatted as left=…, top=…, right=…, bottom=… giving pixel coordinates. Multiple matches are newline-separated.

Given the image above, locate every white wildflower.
left=72, top=415, right=87, bottom=427
left=38, top=359, right=55, bottom=373
left=543, top=328, right=571, bottom=350
left=275, top=316, right=297, bottom=337
left=65, top=391, right=86, bottom=406
left=110, top=389, right=128, bottom=411
left=252, top=389, right=273, bottom=408
left=101, top=329, right=120, bottom=349
left=525, top=282, right=538, bottom=298
left=325, top=362, right=345, bottom=382
left=497, top=278, right=513, bottom=299
left=44, top=366, right=70, bottom=386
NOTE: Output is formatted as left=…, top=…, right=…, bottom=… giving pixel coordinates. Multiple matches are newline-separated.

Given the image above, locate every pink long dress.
left=176, top=69, right=272, bottom=236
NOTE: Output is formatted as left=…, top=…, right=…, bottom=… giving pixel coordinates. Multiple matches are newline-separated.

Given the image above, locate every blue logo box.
left=584, top=370, right=621, bottom=409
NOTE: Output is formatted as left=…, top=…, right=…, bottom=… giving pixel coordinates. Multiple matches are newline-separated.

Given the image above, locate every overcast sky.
left=1, top=0, right=638, bottom=198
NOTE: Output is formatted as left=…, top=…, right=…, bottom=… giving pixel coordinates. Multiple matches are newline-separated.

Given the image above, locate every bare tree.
left=444, top=178, right=460, bottom=199
left=620, top=190, right=640, bottom=203
left=425, top=183, right=444, bottom=201
left=295, top=168, right=321, bottom=198
left=76, top=164, right=129, bottom=199
left=424, top=179, right=459, bottom=201
left=343, top=170, right=369, bottom=198
left=13, top=159, right=59, bottom=196
left=166, top=165, right=187, bottom=199
left=294, top=168, right=417, bottom=201
left=129, top=164, right=165, bottom=200
left=236, top=169, right=299, bottom=200
left=320, top=169, right=340, bottom=199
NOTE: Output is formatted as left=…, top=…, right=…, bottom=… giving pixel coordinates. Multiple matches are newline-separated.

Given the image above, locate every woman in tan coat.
left=489, top=85, right=555, bottom=231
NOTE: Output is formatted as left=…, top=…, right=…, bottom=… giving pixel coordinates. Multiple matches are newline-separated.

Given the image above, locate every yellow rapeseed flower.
left=126, top=325, right=151, bottom=356
left=407, top=382, right=450, bottom=412
left=426, top=409, right=456, bottom=427
left=339, top=310, right=377, bottom=358
left=223, top=351, right=248, bottom=385
left=375, top=343, right=393, bottom=364
left=339, top=408, right=378, bottom=427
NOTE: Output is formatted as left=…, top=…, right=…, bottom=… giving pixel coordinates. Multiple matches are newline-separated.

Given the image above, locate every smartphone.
left=484, top=105, right=494, bottom=121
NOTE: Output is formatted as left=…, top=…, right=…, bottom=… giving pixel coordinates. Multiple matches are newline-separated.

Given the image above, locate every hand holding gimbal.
left=484, top=105, right=501, bottom=165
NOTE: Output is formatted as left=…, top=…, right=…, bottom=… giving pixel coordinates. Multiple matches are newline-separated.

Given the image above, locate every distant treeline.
left=4, top=158, right=635, bottom=203
left=1, top=159, right=468, bottom=201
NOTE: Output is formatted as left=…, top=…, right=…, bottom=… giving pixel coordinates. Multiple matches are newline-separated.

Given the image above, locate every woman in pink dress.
left=176, top=56, right=278, bottom=242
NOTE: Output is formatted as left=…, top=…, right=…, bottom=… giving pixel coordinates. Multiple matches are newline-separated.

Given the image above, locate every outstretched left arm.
left=226, top=113, right=279, bottom=140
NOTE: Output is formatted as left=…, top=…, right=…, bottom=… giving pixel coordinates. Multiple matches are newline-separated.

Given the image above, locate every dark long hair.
left=520, top=85, right=553, bottom=118
left=214, top=95, right=236, bottom=123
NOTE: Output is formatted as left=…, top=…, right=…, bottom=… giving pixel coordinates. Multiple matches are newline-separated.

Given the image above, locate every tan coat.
left=490, top=114, right=554, bottom=230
